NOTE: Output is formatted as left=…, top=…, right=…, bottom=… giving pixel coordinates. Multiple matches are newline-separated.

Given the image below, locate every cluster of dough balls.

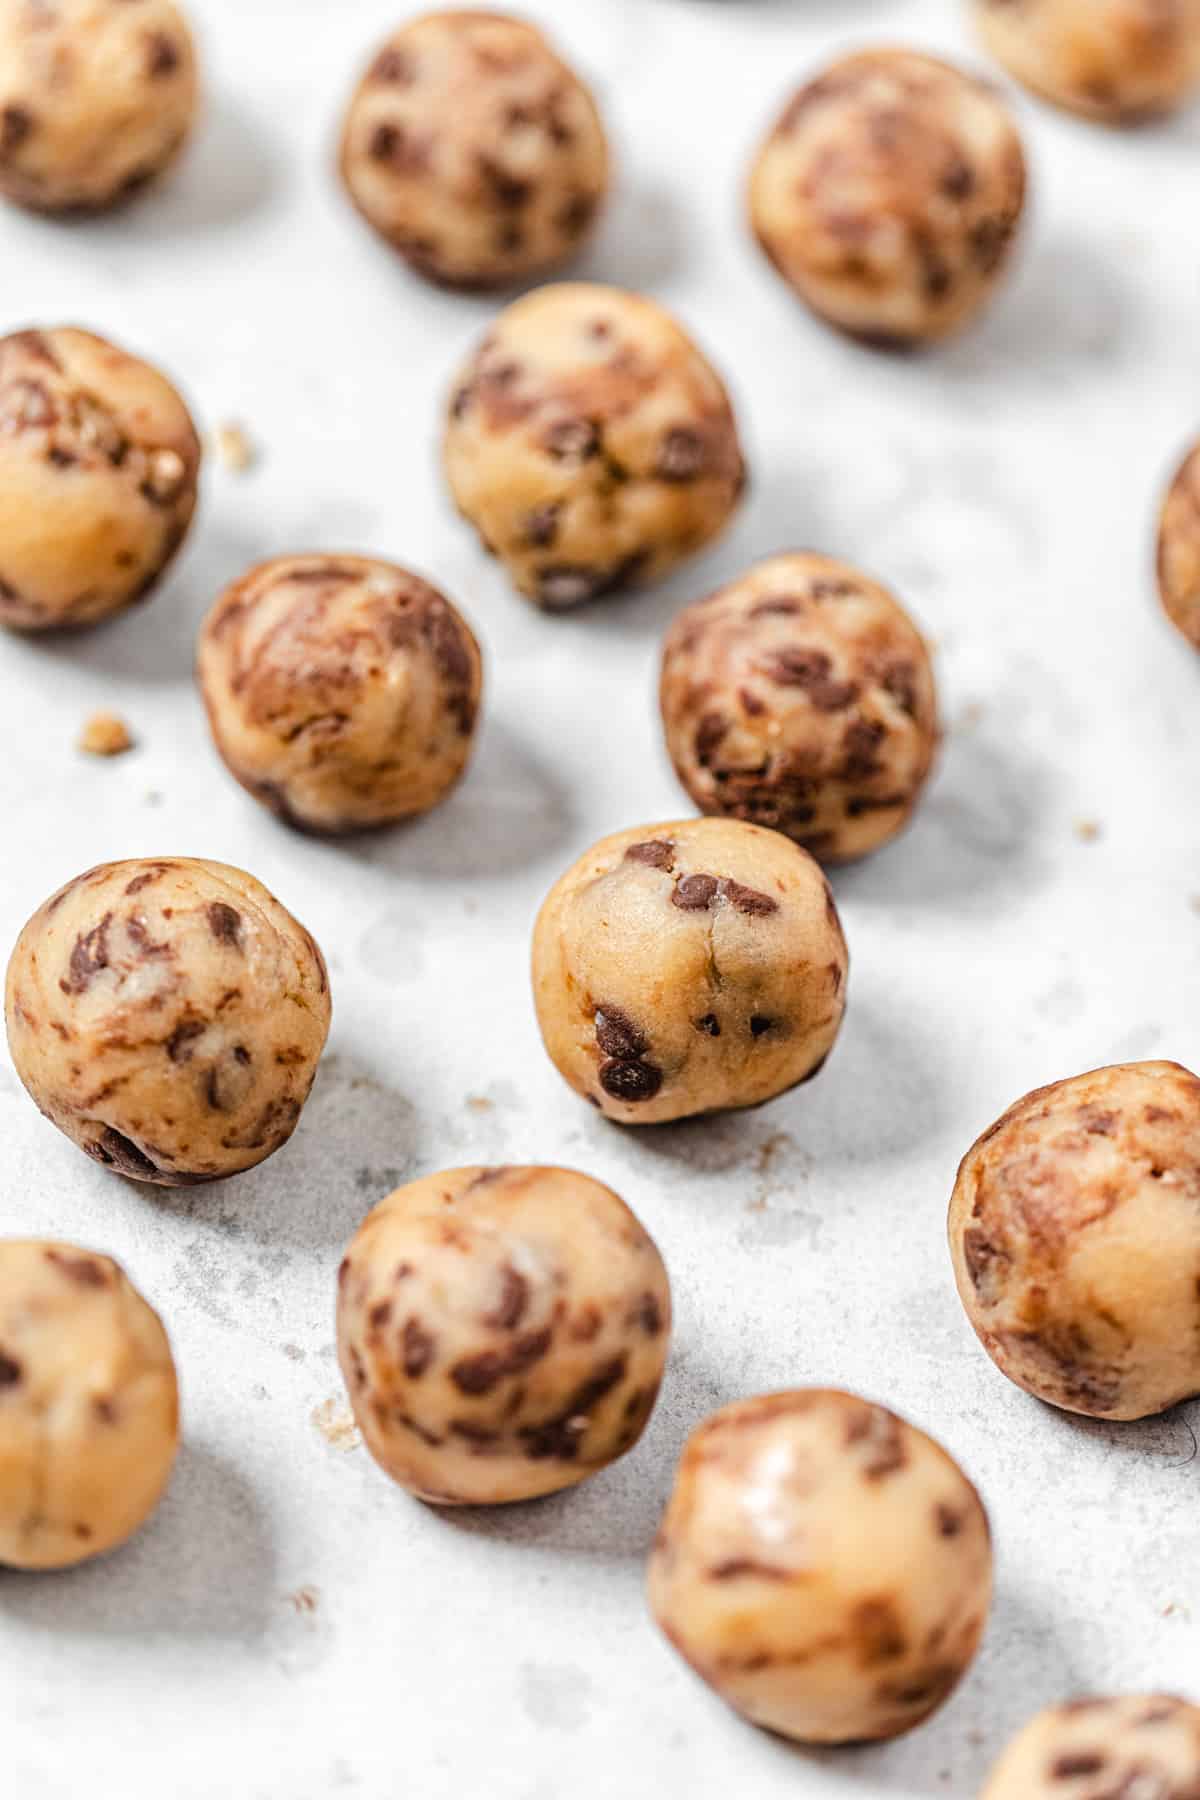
left=982, top=1694, right=1200, bottom=1797
left=973, top=0, right=1200, bottom=125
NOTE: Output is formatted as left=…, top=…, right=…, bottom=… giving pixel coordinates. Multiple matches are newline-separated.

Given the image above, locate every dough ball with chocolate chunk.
left=982, top=1695, right=1200, bottom=1798
left=660, top=553, right=939, bottom=864
left=0, top=1240, right=178, bottom=1570
left=949, top=1060, right=1200, bottom=1420
left=749, top=49, right=1027, bottom=346
left=648, top=1389, right=992, bottom=1745
left=1157, top=440, right=1200, bottom=649
left=5, top=857, right=331, bottom=1186
left=337, top=1165, right=671, bottom=1505
left=0, top=0, right=199, bottom=214
left=339, top=10, right=608, bottom=289
left=197, top=555, right=483, bottom=835
left=444, top=283, right=747, bottom=610
left=973, top=0, right=1200, bottom=124
left=532, top=818, right=847, bottom=1124
left=0, top=327, right=200, bottom=632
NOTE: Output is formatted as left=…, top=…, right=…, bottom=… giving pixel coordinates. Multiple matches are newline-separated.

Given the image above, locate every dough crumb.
left=466, top=1094, right=494, bottom=1113
left=214, top=421, right=256, bottom=473
left=312, top=1397, right=361, bottom=1452
left=1074, top=818, right=1102, bottom=843
left=78, top=712, right=134, bottom=757
left=289, top=1585, right=320, bottom=1614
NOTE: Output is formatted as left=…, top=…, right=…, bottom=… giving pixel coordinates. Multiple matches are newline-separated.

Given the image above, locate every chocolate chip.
left=846, top=1405, right=906, bottom=1479
left=86, top=1128, right=158, bottom=1180
left=484, top=1264, right=529, bottom=1331
left=759, top=648, right=860, bottom=711
left=656, top=427, right=707, bottom=482
left=935, top=1503, right=964, bottom=1537
left=403, top=1318, right=435, bottom=1378
left=624, top=839, right=675, bottom=871
left=723, top=881, right=779, bottom=918
left=536, top=566, right=605, bottom=608
left=694, top=712, right=728, bottom=766
left=206, top=902, right=242, bottom=947
left=942, top=158, right=975, bottom=200
left=672, top=873, right=720, bottom=911
left=841, top=718, right=886, bottom=780
left=166, top=1019, right=206, bottom=1062
left=524, top=503, right=561, bottom=548
left=630, top=1292, right=663, bottom=1336
left=599, top=1059, right=663, bottom=1103
left=695, top=1013, right=721, bottom=1037
left=371, top=47, right=415, bottom=84
left=557, top=190, right=597, bottom=237
left=44, top=1250, right=107, bottom=1288
left=543, top=418, right=599, bottom=462
left=61, top=914, right=113, bottom=994
left=368, top=121, right=430, bottom=174
left=749, top=1015, right=773, bottom=1037
left=595, top=1006, right=647, bottom=1061
left=518, top=1354, right=628, bottom=1460
left=450, top=1327, right=553, bottom=1395
left=1050, top=1754, right=1105, bottom=1779
left=145, top=31, right=180, bottom=77
left=0, top=104, right=32, bottom=157
left=477, top=154, right=531, bottom=208
left=0, top=1351, right=23, bottom=1388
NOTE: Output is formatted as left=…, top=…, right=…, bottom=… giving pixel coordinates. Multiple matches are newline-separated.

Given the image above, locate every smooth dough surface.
left=337, top=1165, right=671, bottom=1504
left=981, top=1695, right=1200, bottom=1797
left=1157, top=442, right=1200, bottom=650
left=973, top=0, right=1200, bottom=123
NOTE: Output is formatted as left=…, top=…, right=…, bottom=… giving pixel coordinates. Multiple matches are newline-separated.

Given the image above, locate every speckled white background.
left=2, top=1, right=1199, bottom=1795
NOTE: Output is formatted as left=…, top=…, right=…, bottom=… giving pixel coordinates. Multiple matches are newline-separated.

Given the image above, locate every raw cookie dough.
left=444, top=283, right=747, bottom=609
left=949, top=1060, right=1200, bottom=1420
left=0, top=327, right=200, bottom=632
left=339, top=10, right=609, bottom=288
left=749, top=50, right=1028, bottom=346
left=981, top=1695, right=1200, bottom=1797
left=0, top=1240, right=178, bottom=1570
left=973, top=0, right=1200, bottom=124
left=660, top=553, right=939, bottom=864
left=647, top=1389, right=992, bottom=1745
left=532, top=818, right=847, bottom=1124
left=337, top=1165, right=671, bottom=1504
left=5, top=857, right=331, bottom=1186
left=1157, top=441, right=1200, bottom=649
left=0, top=0, right=199, bottom=214
left=197, top=554, right=483, bottom=834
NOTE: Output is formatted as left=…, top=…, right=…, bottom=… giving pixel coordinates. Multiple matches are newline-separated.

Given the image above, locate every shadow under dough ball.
left=197, top=554, right=483, bottom=835
left=749, top=49, right=1028, bottom=347
left=337, top=1165, right=671, bottom=1505
left=0, top=1240, right=178, bottom=1570
left=647, top=1390, right=993, bottom=1746
left=1157, top=441, right=1200, bottom=650
left=5, top=857, right=331, bottom=1186
left=0, top=0, right=199, bottom=214
left=531, top=818, right=848, bottom=1124
left=0, top=327, right=200, bottom=631
left=661, top=553, right=939, bottom=864
left=443, top=282, right=747, bottom=610
left=949, top=1060, right=1200, bottom=1420
left=339, top=9, right=609, bottom=289
left=981, top=1695, right=1200, bottom=1797
left=973, top=0, right=1200, bottom=124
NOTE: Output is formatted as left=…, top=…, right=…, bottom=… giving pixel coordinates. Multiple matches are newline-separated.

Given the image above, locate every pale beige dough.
left=1157, top=442, right=1200, bottom=650
left=981, top=1695, right=1200, bottom=1797
left=443, top=283, right=746, bottom=609
left=0, top=1239, right=178, bottom=1569
left=337, top=1165, right=671, bottom=1505
left=5, top=857, right=331, bottom=1186
left=647, top=1389, right=992, bottom=1745
left=974, top=0, right=1200, bottom=123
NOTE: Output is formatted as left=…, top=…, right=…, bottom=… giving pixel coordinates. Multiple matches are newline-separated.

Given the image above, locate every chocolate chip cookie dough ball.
left=749, top=50, right=1027, bottom=347
left=0, top=327, right=200, bottom=632
left=950, top=1061, right=1200, bottom=1420
left=982, top=1695, right=1200, bottom=1798
left=0, top=0, right=198, bottom=214
left=444, top=283, right=746, bottom=609
left=1157, top=441, right=1200, bottom=649
left=339, top=10, right=609, bottom=289
left=648, top=1390, right=992, bottom=1745
left=337, top=1165, right=671, bottom=1505
left=0, top=1240, right=178, bottom=1570
left=661, top=554, right=939, bottom=864
left=532, top=819, right=847, bottom=1124
left=5, top=858, right=331, bottom=1186
left=197, top=555, right=482, bottom=834
left=973, top=0, right=1200, bottom=124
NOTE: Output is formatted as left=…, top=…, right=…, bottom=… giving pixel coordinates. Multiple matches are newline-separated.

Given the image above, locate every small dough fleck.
left=1157, top=440, right=1200, bottom=650
left=981, top=1695, right=1200, bottom=1798
left=647, top=1389, right=992, bottom=1745
left=949, top=1060, right=1200, bottom=1419
left=0, top=1240, right=178, bottom=1570
left=973, top=0, right=1200, bottom=124
left=337, top=1165, right=671, bottom=1504
left=213, top=421, right=255, bottom=474
left=197, top=554, right=483, bottom=834
left=5, top=857, right=331, bottom=1186
left=78, top=711, right=134, bottom=757
left=444, top=282, right=747, bottom=610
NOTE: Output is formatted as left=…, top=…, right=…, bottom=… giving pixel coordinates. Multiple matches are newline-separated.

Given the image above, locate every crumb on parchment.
left=78, top=712, right=133, bottom=757
left=1074, top=818, right=1102, bottom=843
left=311, top=1397, right=361, bottom=1452
left=214, top=421, right=256, bottom=473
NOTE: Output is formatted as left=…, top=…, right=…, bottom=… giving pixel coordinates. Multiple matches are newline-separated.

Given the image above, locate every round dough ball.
left=0, top=0, right=198, bottom=214
left=197, top=554, right=483, bottom=835
left=949, top=1061, right=1200, bottom=1420
left=0, top=1239, right=178, bottom=1569
left=981, top=1695, right=1200, bottom=1798
left=647, top=1389, right=992, bottom=1746
left=5, top=857, right=331, bottom=1186
left=339, top=10, right=609, bottom=289
left=749, top=50, right=1028, bottom=347
left=1157, top=441, right=1200, bottom=650
left=660, top=553, right=939, bottom=864
left=337, top=1165, right=671, bottom=1505
left=532, top=818, right=847, bottom=1125
left=0, top=326, right=200, bottom=632
left=444, top=283, right=747, bottom=610
left=973, top=0, right=1200, bottom=124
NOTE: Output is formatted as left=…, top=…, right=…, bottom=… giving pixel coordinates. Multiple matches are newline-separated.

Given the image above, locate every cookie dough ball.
left=949, top=1061, right=1200, bottom=1420
left=661, top=554, right=939, bottom=864
left=197, top=555, right=482, bottom=835
left=982, top=1696, right=1200, bottom=1797
left=339, top=10, right=609, bottom=289
left=0, top=1240, right=178, bottom=1569
left=0, top=0, right=198, bottom=214
left=0, top=327, right=200, bottom=632
left=749, top=50, right=1027, bottom=347
left=532, top=819, right=847, bottom=1124
left=337, top=1165, right=671, bottom=1505
left=1157, top=441, right=1200, bottom=649
left=974, top=0, right=1200, bottom=124
left=5, top=857, right=331, bottom=1186
left=444, top=283, right=747, bottom=610
left=648, top=1390, right=992, bottom=1745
